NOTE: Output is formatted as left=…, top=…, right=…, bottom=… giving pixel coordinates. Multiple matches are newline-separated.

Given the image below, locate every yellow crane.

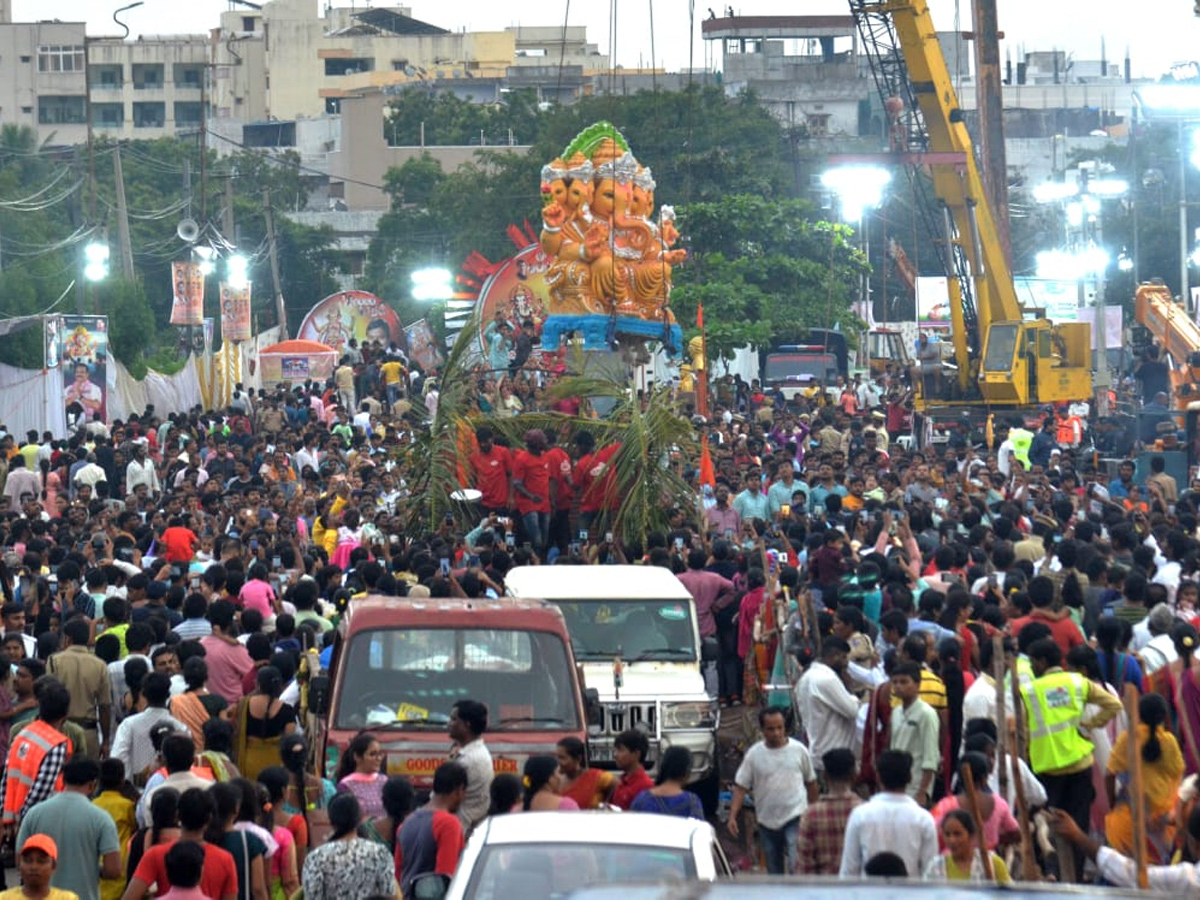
left=848, top=0, right=1092, bottom=409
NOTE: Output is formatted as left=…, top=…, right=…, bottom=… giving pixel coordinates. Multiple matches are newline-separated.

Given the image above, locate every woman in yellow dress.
left=1106, top=692, right=1184, bottom=863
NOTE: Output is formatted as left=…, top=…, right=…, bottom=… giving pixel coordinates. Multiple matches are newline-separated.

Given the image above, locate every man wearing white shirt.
left=839, top=749, right=938, bottom=878
left=1138, top=604, right=1180, bottom=674
left=728, top=706, right=819, bottom=875
left=125, top=443, right=159, bottom=498
left=795, top=637, right=860, bottom=773
left=1052, top=806, right=1200, bottom=893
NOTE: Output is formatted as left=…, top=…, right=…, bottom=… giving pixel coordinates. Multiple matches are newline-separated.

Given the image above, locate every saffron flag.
left=696, top=303, right=704, bottom=329
left=699, top=434, right=715, bottom=488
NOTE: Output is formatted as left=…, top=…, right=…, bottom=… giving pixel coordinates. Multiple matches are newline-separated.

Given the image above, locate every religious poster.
left=170, top=261, right=205, bottom=326
left=473, top=243, right=550, bottom=349
left=296, top=290, right=404, bottom=355
left=220, top=282, right=252, bottom=343
left=60, top=315, right=108, bottom=425
left=404, top=318, right=443, bottom=372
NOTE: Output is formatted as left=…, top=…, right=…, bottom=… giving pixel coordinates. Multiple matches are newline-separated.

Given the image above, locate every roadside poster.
left=281, top=357, right=309, bottom=379
left=60, top=315, right=108, bottom=425
left=916, top=276, right=951, bottom=327
left=170, top=261, right=205, bottom=326
left=297, top=290, right=404, bottom=355
left=405, top=318, right=443, bottom=372
left=220, top=282, right=252, bottom=343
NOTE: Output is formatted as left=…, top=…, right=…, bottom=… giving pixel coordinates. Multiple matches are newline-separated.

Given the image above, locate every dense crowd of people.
left=0, top=330, right=1194, bottom=898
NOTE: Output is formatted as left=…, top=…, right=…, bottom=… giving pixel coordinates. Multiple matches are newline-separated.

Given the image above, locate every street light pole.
left=1181, top=118, right=1191, bottom=312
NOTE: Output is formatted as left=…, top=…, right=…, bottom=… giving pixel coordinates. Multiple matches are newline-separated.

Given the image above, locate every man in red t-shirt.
left=467, top=425, right=512, bottom=516
left=511, top=430, right=552, bottom=552
left=544, top=432, right=574, bottom=553
left=609, top=729, right=654, bottom=810
left=160, top=518, right=198, bottom=564
left=127, top=786, right=238, bottom=900
left=572, top=431, right=620, bottom=532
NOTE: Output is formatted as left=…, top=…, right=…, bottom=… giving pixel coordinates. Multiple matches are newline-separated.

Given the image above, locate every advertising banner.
left=296, top=290, right=404, bottom=355
left=404, top=318, right=443, bottom=372
left=220, top=282, right=252, bottom=343
left=170, top=261, right=205, bottom=326
left=916, top=276, right=952, bottom=328
left=60, top=315, right=108, bottom=425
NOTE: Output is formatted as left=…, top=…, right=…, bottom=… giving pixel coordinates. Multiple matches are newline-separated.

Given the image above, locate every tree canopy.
left=0, top=129, right=343, bottom=374
left=363, top=85, right=860, bottom=344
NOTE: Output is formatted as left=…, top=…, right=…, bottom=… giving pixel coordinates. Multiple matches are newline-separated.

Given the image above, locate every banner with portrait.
left=220, top=282, right=252, bottom=343
left=170, top=261, right=205, bottom=326
left=404, top=318, right=443, bottom=372
left=296, top=290, right=404, bottom=356
left=60, top=315, right=108, bottom=425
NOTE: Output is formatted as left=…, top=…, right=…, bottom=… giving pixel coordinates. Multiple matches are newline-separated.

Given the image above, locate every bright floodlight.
left=83, top=241, right=109, bottom=282
left=1035, top=247, right=1109, bottom=281
left=1118, top=250, right=1134, bottom=272
left=411, top=267, right=454, bottom=302
left=1089, top=178, right=1129, bottom=197
left=821, top=166, right=891, bottom=222
left=1032, top=181, right=1078, bottom=204
left=227, top=254, right=249, bottom=289
left=1135, top=84, right=1200, bottom=115
left=194, top=245, right=216, bottom=276
left=1036, top=250, right=1080, bottom=281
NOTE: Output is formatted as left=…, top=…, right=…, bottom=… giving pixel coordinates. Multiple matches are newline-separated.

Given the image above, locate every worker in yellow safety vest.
left=1007, top=416, right=1034, bottom=469
left=1020, top=637, right=1123, bottom=882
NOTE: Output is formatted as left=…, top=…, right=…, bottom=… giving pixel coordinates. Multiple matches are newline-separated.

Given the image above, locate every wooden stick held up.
left=961, top=761, right=995, bottom=881
left=1124, top=682, right=1149, bottom=889
left=1009, top=658, right=1039, bottom=881
left=992, top=634, right=1008, bottom=801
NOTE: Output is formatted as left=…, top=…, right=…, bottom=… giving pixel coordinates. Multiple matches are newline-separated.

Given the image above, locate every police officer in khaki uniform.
left=47, top=618, right=111, bottom=758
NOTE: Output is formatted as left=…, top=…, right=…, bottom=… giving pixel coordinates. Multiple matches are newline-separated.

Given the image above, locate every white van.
left=504, top=565, right=719, bottom=807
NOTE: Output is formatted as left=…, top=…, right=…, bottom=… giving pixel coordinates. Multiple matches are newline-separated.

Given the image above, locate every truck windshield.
left=334, top=628, right=580, bottom=731
left=983, top=324, right=1019, bottom=371
left=553, top=600, right=697, bottom=662
left=764, top=353, right=836, bottom=383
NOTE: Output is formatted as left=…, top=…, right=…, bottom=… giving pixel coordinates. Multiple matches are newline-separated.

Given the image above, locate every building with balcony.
left=210, top=0, right=606, bottom=123
left=0, top=5, right=210, bottom=146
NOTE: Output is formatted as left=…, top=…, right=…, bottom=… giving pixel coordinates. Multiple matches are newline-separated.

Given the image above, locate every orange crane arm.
left=1136, top=283, right=1200, bottom=408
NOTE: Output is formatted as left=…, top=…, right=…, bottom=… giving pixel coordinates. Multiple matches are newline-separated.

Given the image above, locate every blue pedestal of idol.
left=541, top=314, right=683, bottom=357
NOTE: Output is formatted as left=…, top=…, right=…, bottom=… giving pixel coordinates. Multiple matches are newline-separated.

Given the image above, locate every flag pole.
left=696, top=303, right=709, bottom=419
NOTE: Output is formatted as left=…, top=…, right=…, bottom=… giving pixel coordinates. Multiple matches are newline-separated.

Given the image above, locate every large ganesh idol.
left=539, top=123, right=684, bottom=363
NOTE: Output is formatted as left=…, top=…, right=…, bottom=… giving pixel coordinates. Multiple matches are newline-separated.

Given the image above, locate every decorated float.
left=465, top=122, right=685, bottom=368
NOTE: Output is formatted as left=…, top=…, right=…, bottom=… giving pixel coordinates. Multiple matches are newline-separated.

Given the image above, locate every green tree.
left=672, top=196, right=868, bottom=352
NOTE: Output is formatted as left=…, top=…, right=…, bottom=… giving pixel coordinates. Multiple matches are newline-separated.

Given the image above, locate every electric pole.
left=262, top=189, right=287, bottom=339
left=113, top=146, right=135, bottom=281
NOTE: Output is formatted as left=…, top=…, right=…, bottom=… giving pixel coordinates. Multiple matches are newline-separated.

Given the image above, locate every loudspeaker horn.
left=176, top=218, right=200, bottom=243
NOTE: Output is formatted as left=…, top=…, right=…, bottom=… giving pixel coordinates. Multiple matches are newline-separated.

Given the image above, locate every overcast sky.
left=16, top=0, right=1200, bottom=81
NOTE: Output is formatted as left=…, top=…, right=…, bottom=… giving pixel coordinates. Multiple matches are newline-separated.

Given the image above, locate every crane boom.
left=849, top=0, right=1091, bottom=408
left=1136, top=283, right=1200, bottom=408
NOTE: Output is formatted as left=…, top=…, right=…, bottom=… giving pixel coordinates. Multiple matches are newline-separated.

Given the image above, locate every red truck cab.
left=313, top=595, right=590, bottom=790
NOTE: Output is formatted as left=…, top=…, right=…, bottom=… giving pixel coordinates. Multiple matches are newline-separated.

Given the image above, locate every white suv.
left=504, top=565, right=720, bottom=809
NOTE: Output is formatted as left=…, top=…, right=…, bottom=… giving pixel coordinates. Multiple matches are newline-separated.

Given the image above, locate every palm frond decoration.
left=402, top=317, right=696, bottom=545
left=398, top=309, right=483, bottom=536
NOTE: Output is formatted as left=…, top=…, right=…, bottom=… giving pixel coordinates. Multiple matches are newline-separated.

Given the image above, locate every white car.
left=412, top=811, right=733, bottom=899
